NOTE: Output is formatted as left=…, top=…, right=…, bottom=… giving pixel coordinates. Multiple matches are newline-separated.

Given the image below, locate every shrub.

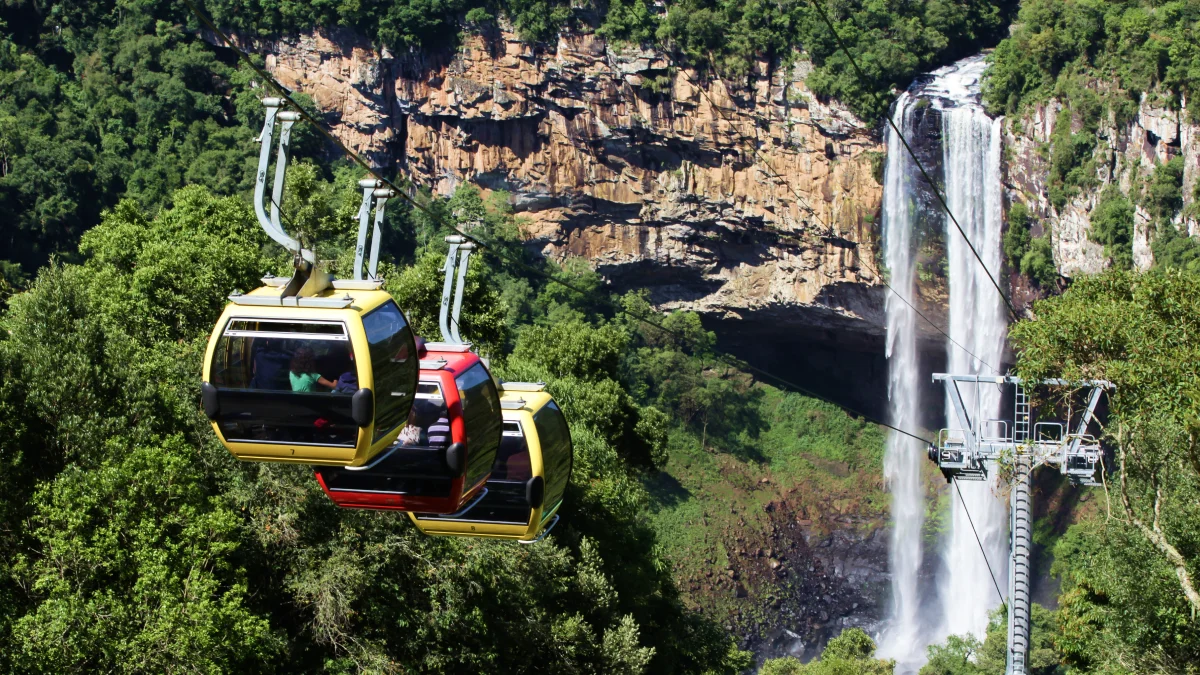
left=1090, top=185, right=1135, bottom=270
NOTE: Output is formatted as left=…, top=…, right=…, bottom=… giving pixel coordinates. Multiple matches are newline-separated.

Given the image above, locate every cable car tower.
left=928, top=374, right=1112, bottom=675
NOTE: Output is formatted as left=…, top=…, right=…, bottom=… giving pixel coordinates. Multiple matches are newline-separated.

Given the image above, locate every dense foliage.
left=0, top=179, right=762, bottom=672
left=1002, top=201, right=1058, bottom=288
left=920, top=605, right=1061, bottom=675
left=983, top=0, right=1200, bottom=119
left=759, top=628, right=893, bottom=674
left=1009, top=269, right=1200, bottom=672
left=202, top=0, right=1018, bottom=120
left=647, top=0, right=1016, bottom=120
left=1087, top=185, right=1135, bottom=270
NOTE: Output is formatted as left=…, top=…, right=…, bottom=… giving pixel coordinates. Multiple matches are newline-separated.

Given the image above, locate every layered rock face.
left=239, top=27, right=887, bottom=340
left=1004, top=96, right=1200, bottom=277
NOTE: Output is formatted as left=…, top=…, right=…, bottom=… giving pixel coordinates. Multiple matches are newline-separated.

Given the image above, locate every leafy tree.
left=10, top=439, right=283, bottom=673
left=0, top=14, right=263, bottom=283
left=620, top=294, right=765, bottom=456
left=1020, top=235, right=1058, bottom=289
left=599, top=0, right=660, bottom=45
left=657, top=0, right=1016, bottom=120
left=387, top=247, right=509, bottom=354
left=921, top=604, right=1062, bottom=675
left=1011, top=269, right=1200, bottom=670
left=760, top=628, right=893, bottom=674
left=984, top=0, right=1200, bottom=120
left=921, top=634, right=984, bottom=675
left=1152, top=219, right=1200, bottom=273
left=1004, top=201, right=1059, bottom=288
left=1046, top=106, right=1099, bottom=211
left=1143, top=155, right=1185, bottom=223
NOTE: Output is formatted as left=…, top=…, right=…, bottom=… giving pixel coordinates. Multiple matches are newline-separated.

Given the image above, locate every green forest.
left=2, top=0, right=1200, bottom=673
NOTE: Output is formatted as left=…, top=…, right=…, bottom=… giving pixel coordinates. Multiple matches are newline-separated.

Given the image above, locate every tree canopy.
left=1009, top=269, right=1200, bottom=671
left=0, top=182, right=757, bottom=672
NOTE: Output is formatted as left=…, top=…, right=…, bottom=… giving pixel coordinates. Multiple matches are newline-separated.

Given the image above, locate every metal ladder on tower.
left=1013, top=385, right=1030, bottom=444
left=1007, top=383, right=1032, bottom=675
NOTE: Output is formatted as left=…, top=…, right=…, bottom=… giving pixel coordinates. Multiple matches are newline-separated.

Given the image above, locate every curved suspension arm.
left=354, top=179, right=379, bottom=280
left=353, top=179, right=396, bottom=281
left=253, top=98, right=315, bottom=264
left=368, top=188, right=391, bottom=279
left=439, top=236, right=464, bottom=342
left=449, top=242, right=474, bottom=344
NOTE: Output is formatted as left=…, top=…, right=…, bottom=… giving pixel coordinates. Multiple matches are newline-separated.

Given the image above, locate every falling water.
left=876, top=92, right=927, bottom=671
left=933, top=57, right=1009, bottom=643
left=878, top=54, right=1009, bottom=669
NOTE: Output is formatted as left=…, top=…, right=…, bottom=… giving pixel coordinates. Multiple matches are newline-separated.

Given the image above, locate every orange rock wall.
left=238, top=27, right=889, bottom=334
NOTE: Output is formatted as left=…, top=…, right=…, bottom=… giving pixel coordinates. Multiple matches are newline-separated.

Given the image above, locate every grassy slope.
left=643, top=384, right=890, bottom=641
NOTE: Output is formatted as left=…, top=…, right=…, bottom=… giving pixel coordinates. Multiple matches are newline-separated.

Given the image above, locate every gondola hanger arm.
left=253, top=98, right=315, bottom=265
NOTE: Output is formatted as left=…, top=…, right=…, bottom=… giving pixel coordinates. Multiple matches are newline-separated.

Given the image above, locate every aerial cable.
left=472, top=242, right=934, bottom=444
left=182, top=0, right=934, bottom=445
left=953, top=478, right=1007, bottom=605
left=669, top=67, right=999, bottom=374
left=805, top=0, right=1019, bottom=323
left=182, top=0, right=468, bottom=241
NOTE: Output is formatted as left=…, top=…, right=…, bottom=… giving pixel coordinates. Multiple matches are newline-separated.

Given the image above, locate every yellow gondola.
left=202, top=283, right=418, bottom=466
left=201, top=98, right=417, bottom=466
left=407, top=383, right=573, bottom=542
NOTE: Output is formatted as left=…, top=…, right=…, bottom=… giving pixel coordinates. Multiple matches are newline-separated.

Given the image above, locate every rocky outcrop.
left=1004, top=95, right=1200, bottom=277
left=226, top=27, right=887, bottom=341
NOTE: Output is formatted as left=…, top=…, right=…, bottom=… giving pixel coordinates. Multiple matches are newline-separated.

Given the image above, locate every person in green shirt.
left=289, top=346, right=337, bottom=392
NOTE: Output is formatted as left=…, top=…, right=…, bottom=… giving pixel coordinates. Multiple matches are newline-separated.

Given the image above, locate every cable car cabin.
left=407, top=384, right=573, bottom=543
left=313, top=345, right=503, bottom=513
left=201, top=285, right=418, bottom=466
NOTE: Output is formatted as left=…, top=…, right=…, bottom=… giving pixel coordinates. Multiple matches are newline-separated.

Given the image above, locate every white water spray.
left=935, top=57, right=1008, bottom=643
left=878, top=54, right=1009, bottom=669
left=876, top=92, right=927, bottom=671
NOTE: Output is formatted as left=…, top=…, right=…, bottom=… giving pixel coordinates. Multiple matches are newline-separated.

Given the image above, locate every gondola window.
left=209, top=319, right=357, bottom=446
left=363, top=301, right=418, bottom=442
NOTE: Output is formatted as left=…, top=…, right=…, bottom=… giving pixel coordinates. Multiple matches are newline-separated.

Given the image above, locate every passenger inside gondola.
left=332, top=351, right=359, bottom=393
left=401, top=388, right=450, bottom=447
left=209, top=321, right=359, bottom=446
left=290, top=346, right=338, bottom=391
left=250, top=339, right=291, bottom=390
left=494, top=422, right=532, bottom=481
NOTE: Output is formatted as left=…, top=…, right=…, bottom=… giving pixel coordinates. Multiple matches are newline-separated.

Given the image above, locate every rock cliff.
left=226, top=27, right=888, bottom=343
left=1004, top=95, right=1200, bottom=278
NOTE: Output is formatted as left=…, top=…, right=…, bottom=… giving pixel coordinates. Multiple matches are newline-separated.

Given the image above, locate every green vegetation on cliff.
left=984, top=0, right=1200, bottom=119
left=1002, top=201, right=1058, bottom=288
left=0, top=0, right=1019, bottom=289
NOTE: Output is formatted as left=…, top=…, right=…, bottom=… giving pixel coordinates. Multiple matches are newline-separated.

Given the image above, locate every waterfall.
left=935, top=59, right=1009, bottom=642
left=878, top=54, right=1009, bottom=669
left=876, top=92, right=927, bottom=671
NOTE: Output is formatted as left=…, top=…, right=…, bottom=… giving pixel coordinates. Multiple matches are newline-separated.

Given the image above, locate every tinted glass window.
left=403, top=382, right=450, bottom=447
left=363, top=301, right=417, bottom=442
left=534, top=401, right=572, bottom=510
left=491, top=422, right=532, bottom=480
left=456, top=363, right=502, bottom=487
left=208, top=319, right=356, bottom=445
left=317, top=447, right=451, bottom=497
left=416, top=481, right=529, bottom=525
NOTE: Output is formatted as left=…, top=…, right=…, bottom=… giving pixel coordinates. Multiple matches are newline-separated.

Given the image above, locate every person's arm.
left=318, top=375, right=337, bottom=389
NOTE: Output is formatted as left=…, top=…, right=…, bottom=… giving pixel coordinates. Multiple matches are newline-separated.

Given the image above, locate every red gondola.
left=313, top=342, right=502, bottom=513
